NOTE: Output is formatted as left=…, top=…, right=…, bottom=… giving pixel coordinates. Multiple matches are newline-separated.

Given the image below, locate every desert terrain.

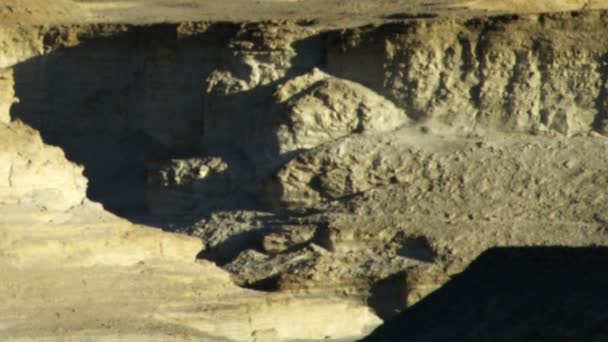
left=3, top=0, right=608, bottom=341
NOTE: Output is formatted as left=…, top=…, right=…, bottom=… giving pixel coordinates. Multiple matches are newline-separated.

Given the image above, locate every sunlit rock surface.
left=4, top=2, right=608, bottom=341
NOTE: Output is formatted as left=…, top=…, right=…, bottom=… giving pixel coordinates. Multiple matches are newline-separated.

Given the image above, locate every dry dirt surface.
left=72, top=0, right=608, bottom=25
left=0, top=0, right=89, bottom=24
left=4, top=0, right=608, bottom=25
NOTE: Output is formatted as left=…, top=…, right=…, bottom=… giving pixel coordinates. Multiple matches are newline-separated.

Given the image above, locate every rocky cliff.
left=3, top=6, right=608, bottom=341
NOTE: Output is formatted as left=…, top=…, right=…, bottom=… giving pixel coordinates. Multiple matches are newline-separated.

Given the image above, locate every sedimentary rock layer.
left=6, top=12, right=608, bottom=215
left=3, top=9, right=608, bottom=341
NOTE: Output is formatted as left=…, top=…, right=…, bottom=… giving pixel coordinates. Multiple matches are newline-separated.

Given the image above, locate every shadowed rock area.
left=361, top=247, right=608, bottom=342
left=9, top=23, right=325, bottom=225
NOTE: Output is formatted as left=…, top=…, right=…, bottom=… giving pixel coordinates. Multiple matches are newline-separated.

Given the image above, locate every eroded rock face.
left=147, top=69, right=410, bottom=216
left=0, top=119, right=382, bottom=342
left=6, top=9, right=608, bottom=342
left=0, top=121, right=87, bottom=212
left=327, top=12, right=608, bottom=136
left=9, top=14, right=608, bottom=217
left=274, top=68, right=409, bottom=155
left=0, top=120, right=203, bottom=267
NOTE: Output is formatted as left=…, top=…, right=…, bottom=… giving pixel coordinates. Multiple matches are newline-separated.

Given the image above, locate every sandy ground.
left=73, top=0, right=608, bottom=25
left=3, top=0, right=608, bottom=26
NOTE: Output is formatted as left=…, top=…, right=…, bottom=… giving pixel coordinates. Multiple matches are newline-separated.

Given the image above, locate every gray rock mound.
left=274, top=68, right=409, bottom=155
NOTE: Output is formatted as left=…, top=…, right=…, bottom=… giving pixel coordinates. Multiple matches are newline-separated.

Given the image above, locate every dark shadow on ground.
left=367, top=271, right=409, bottom=320
left=10, top=25, right=221, bottom=224
left=361, top=246, right=608, bottom=342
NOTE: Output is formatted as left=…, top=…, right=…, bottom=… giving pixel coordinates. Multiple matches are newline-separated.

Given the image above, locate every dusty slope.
left=4, top=0, right=608, bottom=26
left=74, top=0, right=608, bottom=25
left=1, top=262, right=380, bottom=341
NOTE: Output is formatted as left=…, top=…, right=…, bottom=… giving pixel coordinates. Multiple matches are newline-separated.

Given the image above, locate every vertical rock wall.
left=327, top=12, right=608, bottom=136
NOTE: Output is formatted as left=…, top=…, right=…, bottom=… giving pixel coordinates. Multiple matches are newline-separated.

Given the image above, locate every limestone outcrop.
left=0, top=120, right=87, bottom=213
left=0, top=120, right=202, bottom=267
left=4, top=4, right=608, bottom=341
left=326, top=12, right=608, bottom=136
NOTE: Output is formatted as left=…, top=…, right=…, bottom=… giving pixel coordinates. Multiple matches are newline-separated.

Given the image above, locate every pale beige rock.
left=0, top=69, right=15, bottom=124
left=6, top=5, right=608, bottom=342
left=0, top=218, right=205, bottom=267
left=0, top=261, right=381, bottom=341
left=460, top=0, right=605, bottom=12
left=0, top=122, right=203, bottom=267
left=0, top=0, right=90, bottom=25
left=0, top=24, right=78, bottom=69
left=67, top=0, right=608, bottom=26
left=0, top=121, right=87, bottom=212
